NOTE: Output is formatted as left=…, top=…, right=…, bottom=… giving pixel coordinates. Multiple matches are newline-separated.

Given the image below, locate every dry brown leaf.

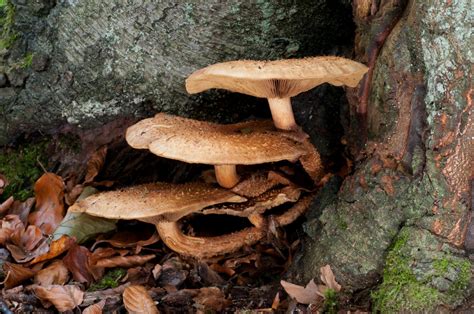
left=193, top=287, right=230, bottom=312
left=82, top=299, right=106, bottom=314
left=0, top=214, right=23, bottom=245
left=7, top=198, right=35, bottom=224
left=65, top=184, right=84, bottom=206
left=84, top=146, right=108, bottom=183
left=63, top=244, right=93, bottom=284
left=33, top=284, right=84, bottom=312
left=92, top=230, right=159, bottom=254
left=7, top=225, right=49, bottom=263
left=152, top=264, right=162, bottom=280
left=34, top=260, right=69, bottom=286
left=94, top=254, right=155, bottom=269
left=0, top=174, right=7, bottom=195
left=28, top=173, right=66, bottom=235
left=271, top=292, right=280, bottom=310
left=88, top=247, right=118, bottom=280
left=280, top=279, right=322, bottom=305
left=0, top=196, right=14, bottom=215
left=2, top=262, right=36, bottom=289
left=123, top=285, right=159, bottom=314
left=29, top=235, right=75, bottom=264
left=320, top=264, right=341, bottom=292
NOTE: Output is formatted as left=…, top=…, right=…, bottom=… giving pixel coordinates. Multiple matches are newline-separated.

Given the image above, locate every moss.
left=433, top=256, right=471, bottom=302
left=0, top=140, right=48, bottom=201
left=372, top=229, right=472, bottom=312
left=322, top=288, right=338, bottom=314
left=20, top=52, right=33, bottom=68
left=0, top=0, right=17, bottom=50
left=334, top=212, right=348, bottom=230
left=88, top=268, right=126, bottom=291
left=371, top=230, right=441, bottom=312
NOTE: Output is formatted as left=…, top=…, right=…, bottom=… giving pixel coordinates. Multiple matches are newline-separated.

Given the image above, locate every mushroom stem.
left=214, top=165, right=240, bottom=188
left=155, top=220, right=265, bottom=259
left=267, top=97, right=297, bottom=130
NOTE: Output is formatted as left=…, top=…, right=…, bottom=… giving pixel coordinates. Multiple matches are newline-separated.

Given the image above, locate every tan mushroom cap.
left=185, top=56, right=368, bottom=99
left=68, top=182, right=247, bottom=221
left=126, top=113, right=307, bottom=165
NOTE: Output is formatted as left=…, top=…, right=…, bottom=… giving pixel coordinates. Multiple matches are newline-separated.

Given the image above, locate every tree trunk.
left=0, top=0, right=354, bottom=145
left=292, top=0, right=473, bottom=311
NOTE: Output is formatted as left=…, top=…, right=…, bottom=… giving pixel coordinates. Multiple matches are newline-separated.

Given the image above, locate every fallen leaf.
left=84, top=146, right=107, bottom=183
left=2, top=262, right=36, bottom=289
left=0, top=174, right=7, bottom=195
left=0, top=214, right=23, bottom=245
left=94, top=254, right=155, bottom=269
left=88, top=247, right=117, bottom=280
left=280, top=279, right=322, bottom=305
left=271, top=292, right=280, bottom=310
left=63, top=244, right=93, bottom=284
left=8, top=198, right=35, bottom=224
left=194, top=262, right=225, bottom=286
left=7, top=225, right=49, bottom=263
left=123, top=285, right=159, bottom=314
left=193, top=287, right=230, bottom=312
left=65, top=184, right=84, bottom=206
left=0, top=196, right=14, bottom=215
left=320, top=264, right=341, bottom=292
left=152, top=264, right=162, bottom=280
left=33, top=284, right=84, bottom=312
left=125, top=266, right=154, bottom=285
left=34, top=260, right=69, bottom=286
left=29, top=235, right=75, bottom=265
left=82, top=299, right=106, bottom=314
left=157, top=257, right=188, bottom=288
left=28, top=173, right=66, bottom=235
left=92, top=229, right=158, bottom=254
left=53, top=211, right=116, bottom=244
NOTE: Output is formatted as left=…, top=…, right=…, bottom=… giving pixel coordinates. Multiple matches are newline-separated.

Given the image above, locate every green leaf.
left=53, top=187, right=116, bottom=243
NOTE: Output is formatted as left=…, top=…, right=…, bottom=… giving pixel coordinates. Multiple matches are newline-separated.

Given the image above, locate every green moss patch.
left=0, top=0, right=17, bottom=50
left=372, top=227, right=472, bottom=312
left=88, top=268, right=126, bottom=291
left=0, top=141, right=48, bottom=201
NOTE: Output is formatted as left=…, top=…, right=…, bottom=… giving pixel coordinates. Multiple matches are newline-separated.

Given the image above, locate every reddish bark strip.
left=358, top=0, right=408, bottom=115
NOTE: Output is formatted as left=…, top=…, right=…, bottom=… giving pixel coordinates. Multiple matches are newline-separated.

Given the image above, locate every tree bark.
left=0, top=0, right=354, bottom=145
left=292, top=0, right=473, bottom=311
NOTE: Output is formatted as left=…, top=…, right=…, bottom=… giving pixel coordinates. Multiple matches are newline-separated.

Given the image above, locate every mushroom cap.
left=68, top=182, right=247, bottom=221
left=185, top=56, right=368, bottom=98
left=126, top=113, right=307, bottom=165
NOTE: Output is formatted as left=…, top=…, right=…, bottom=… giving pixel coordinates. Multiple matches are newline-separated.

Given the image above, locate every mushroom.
left=151, top=195, right=313, bottom=259
left=185, top=56, right=368, bottom=130
left=68, top=182, right=247, bottom=222
left=68, top=180, right=310, bottom=259
left=126, top=113, right=322, bottom=188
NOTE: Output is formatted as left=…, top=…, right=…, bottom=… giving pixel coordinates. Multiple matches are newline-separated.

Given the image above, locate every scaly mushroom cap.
left=185, top=56, right=368, bottom=98
left=126, top=113, right=307, bottom=165
left=68, top=182, right=247, bottom=221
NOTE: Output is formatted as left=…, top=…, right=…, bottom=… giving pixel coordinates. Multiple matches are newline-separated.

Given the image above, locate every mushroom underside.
left=153, top=195, right=313, bottom=259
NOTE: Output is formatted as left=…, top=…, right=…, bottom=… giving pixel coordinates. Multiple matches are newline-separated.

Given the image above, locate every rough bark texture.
left=0, top=0, right=354, bottom=145
left=292, top=0, right=473, bottom=311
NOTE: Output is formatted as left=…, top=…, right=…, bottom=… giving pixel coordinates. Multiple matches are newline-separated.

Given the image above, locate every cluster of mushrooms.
left=70, top=57, right=368, bottom=259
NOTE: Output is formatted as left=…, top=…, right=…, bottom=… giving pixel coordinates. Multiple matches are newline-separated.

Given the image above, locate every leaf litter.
left=0, top=138, right=337, bottom=313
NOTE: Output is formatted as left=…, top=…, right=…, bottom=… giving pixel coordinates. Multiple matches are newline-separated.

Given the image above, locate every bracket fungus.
left=186, top=56, right=368, bottom=130
left=126, top=113, right=322, bottom=188
left=68, top=182, right=247, bottom=222
left=68, top=178, right=311, bottom=259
